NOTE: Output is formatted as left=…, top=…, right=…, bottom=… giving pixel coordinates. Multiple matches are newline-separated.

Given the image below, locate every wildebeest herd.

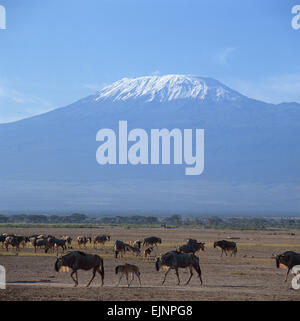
left=1, top=232, right=299, bottom=288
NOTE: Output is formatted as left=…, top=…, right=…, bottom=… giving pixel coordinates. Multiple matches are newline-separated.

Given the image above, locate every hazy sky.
left=0, top=0, right=299, bottom=123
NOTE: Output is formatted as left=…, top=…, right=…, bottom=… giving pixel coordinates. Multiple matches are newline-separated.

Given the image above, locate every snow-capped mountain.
left=0, top=74, right=299, bottom=214
left=94, top=74, right=245, bottom=103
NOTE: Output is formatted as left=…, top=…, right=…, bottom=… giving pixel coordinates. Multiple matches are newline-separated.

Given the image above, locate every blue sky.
left=0, top=0, right=299, bottom=123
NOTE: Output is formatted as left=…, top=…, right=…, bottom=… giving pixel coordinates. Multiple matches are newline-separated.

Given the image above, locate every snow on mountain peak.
left=94, top=74, right=244, bottom=103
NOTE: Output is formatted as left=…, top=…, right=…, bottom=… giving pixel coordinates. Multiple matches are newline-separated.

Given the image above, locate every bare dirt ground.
left=0, top=226, right=300, bottom=301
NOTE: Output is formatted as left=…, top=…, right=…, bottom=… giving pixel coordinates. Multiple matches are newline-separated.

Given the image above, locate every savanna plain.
left=0, top=226, right=299, bottom=301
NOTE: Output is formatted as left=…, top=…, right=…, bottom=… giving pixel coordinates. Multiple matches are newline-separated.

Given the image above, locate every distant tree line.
left=0, top=213, right=299, bottom=229
left=0, top=213, right=88, bottom=224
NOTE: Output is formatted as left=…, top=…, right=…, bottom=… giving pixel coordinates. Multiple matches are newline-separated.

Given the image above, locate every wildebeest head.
left=107, top=235, right=111, bottom=241
left=54, top=257, right=63, bottom=272
left=155, top=257, right=161, bottom=271
left=213, top=242, right=217, bottom=248
left=275, top=254, right=286, bottom=269
left=276, top=255, right=281, bottom=268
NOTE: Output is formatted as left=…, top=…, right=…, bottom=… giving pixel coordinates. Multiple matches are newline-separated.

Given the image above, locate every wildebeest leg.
left=162, top=267, right=171, bottom=285
left=117, top=272, right=124, bottom=286
left=70, top=270, right=78, bottom=287
left=137, top=272, right=141, bottom=286
left=194, top=264, right=203, bottom=285
left=185, top=267, right=193, bottom=285
left=126, top=272, right=129, bottom=287
left=96, top=267, right=104, bottom=286
left=129, top=273, right=134, bottom=286
left=285, top=268, right=291, bottom=282
left=86, top=268, right=96, bottom=287
left=175, top=268, right=180, bottom=285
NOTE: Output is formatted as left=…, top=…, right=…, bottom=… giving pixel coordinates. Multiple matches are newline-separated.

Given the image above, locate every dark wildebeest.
left=179, top=239, right=205, bottom=255
left=115, top=264, right=141, bottom=287
left=0, top=234, right=8, bottom=248
left=275, top=251, right=300, bottom=282
left=214, top=240, right=237, bottom=257
left=143, top=236, right=162, bottom=248
left=114, top=240, right=127, bottom=258
left=54, top=251, right=104, bottom=287
left=94, top=235, right=111, bottom=247
left=77, top=236, right=92, bottom=248
left=133, top=240, right=142, bottom=250
left=20, top=236, right=30, bottom=248
left=4, top=236, right=26, bottom=252
left=126, top=244, right=140, bottom=256
left=144, top=247, right=154, bottom=260
left=114, top=240, right=140, bottom=258
left=52, top=237, right=67, bottom=253
left=156, top=251, right=202, bottom=285
left=0, top=235, right=5, bottom=248
left=31, top=237, right=50, bottom=253
left=62, top=236, right=72, bottom=249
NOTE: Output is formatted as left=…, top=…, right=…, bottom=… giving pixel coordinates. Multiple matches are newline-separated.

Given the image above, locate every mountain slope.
left=0, top=74, right=299, bottom=214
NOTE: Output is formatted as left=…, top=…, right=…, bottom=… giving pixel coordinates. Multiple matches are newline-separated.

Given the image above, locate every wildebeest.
left=132, top=240, right=142, bottom=250
left=115, top=264, right=141, bottom=287
left=77, top=236, right=92, bottom=248
left=127, top=244, right=140, bottom=256
left=54, top=251, right=104, bottom=287
left=52, top=238, right=67, bottom=253
left=0, top=234, right=6, bottom=248
left=156, top=251, right=202, bottom=285
left=179, top=239, right=205, bottom=255
left=114, top=240, right=127, bottom=258
left=114, top=240, right=140, bottom=258
left=31, top=236, right=50, bottom=253
left=143, top=236, right=162, bottom=248
left=214, top=240, right=237, bottom=257
left=144, top=247, right=154, bottom=260
left=0, top=234, right=15, bottom=248
left=275, top=251, right=300, bottom=282
left=94, top=235, right=111, bottom=247
left=19, top=236, right=30, bottom=249
left=4, top=235, right=26, bottom=252
left=62, top=236, right=72, bottom=249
